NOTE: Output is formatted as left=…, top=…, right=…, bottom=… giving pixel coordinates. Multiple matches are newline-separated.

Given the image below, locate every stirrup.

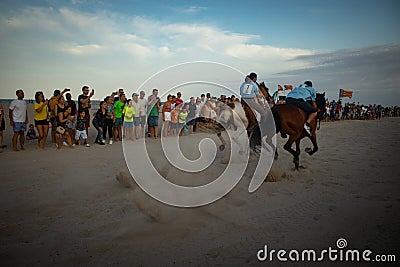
left=304, top=123, right=312, bottom=136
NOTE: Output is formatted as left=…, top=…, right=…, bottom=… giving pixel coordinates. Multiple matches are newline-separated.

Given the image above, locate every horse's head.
left=257, top=82, right=274, bottom=105
left=316, top=92, right=326, bottom=118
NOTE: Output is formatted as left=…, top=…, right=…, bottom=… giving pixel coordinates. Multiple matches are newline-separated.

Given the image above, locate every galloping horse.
left=217, top=81, right=272, bottom=152
left=272, top=93, right=326, bottom=170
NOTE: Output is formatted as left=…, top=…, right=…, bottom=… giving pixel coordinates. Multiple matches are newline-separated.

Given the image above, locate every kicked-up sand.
left=0, top=103, right=399, bottom=266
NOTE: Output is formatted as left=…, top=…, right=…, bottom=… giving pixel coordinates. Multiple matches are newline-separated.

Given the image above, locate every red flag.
left=278, top=85, right=284, bottom=91
left=284, top=85, right=293, bottom=90
left=339, top=89, right=353, bottom=99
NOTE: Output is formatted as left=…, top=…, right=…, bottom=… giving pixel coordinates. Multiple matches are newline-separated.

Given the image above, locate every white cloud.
left=7, top=5, right=381, bottom=102
left=176, top=6, right=208, bottom=14
left=60, top=44, right=105, bottom=55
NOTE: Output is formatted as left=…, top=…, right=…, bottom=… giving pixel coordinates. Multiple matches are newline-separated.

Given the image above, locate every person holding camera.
left=78, top=86, right=94, bottom=143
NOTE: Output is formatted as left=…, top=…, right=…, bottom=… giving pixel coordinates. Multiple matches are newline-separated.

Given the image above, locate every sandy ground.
left=0, top=103, right=399, bottom=266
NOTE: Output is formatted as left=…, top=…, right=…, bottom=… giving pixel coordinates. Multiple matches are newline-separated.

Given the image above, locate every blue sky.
left=0, top=0, right=399, bottom=105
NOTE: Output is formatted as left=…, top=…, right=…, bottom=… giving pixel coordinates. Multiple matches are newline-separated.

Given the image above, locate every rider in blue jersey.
left=286, top=81, right=317, bottom=135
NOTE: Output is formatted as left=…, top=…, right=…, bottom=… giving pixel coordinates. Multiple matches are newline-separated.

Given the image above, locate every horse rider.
left=239, top=72, right=269, bottom=144
left=285, top=81, right=317, bottom=135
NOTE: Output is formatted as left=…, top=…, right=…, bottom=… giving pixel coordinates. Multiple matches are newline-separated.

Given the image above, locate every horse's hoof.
left=219, top=145, right=225, bottom=151
left=305, top=147, right=312, bottom=153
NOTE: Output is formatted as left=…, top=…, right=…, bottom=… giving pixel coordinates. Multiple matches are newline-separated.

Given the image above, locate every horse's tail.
left=272, top=108, right=281, bottom=134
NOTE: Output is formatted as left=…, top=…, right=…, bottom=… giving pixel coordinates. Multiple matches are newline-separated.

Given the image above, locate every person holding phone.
left=78, top=85, right=94, bottom=143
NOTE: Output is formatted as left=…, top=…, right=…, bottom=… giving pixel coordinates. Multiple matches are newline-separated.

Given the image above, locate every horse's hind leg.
left=295, top=139, right=300, bottom=157
left=283, top=134, right=302, bottom=170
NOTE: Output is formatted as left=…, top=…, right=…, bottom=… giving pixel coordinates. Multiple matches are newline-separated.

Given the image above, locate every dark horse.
left=257, top=82, right=326, bottom=170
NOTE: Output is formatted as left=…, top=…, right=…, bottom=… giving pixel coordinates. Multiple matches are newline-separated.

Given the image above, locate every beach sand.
left=1, top=103, right=399, bottom=266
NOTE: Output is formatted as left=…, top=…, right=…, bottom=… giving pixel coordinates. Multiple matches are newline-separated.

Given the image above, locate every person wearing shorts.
left=9, top=89, right=28, bottom=151
left=186, top=98, right=197, bottom=134
left=137, top=91, right=147, bottom=139
left=123, top=99, right=135, bottom=141
left=162, top=94, right=173, bottom=137
left=78, top=85, right=94, bottom=141
left=75, top=110, right=89, bottom=147
left=131, top=93, right=142, bottom=139
left=34, top=91, right=49, bottom=149
left=113, top=93, right=125, bottom=142
left=147, top=93, right=160, bottom=139
left=170, top=105, right=179, bottom=136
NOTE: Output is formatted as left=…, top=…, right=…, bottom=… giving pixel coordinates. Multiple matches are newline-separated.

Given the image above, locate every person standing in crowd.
left=178, top=105, right=188, bottom=136
left=56, top=106, right=74, bottom=149
left=113, top=93, right=125, bottom=142
left=49, top=88, right=69, bottom=144
left=137, top=91, right=147, bottom=139
left=103, top=96, right=114, bottom=145
left=195, top=98, right=202, bottom=131
left=123, top=99, right=135, bottom=141
left=186, top=97, right=196, bottom=134
left=75, top=110, right=89, bottom=147
left=132, top=93, right=141, bottom=140
left=92, top=101, right=107, bottom=145
left=9, top=89, right=28, bottom=151
left=147, top=89, right=160, bottom=139
left=202, top=100, right=212, bottom=128
left=0, top=102, right=5, bottom=151
left=162, top=94, right=173, bottom=137
left=175, top=92, right=183, bottom=108
left=34, top=91, right=49, bottom=149
left=170, top=105, right=180, bottom=136
left=200, top=94, right=206, bottom=106
left=78, top=85, right=94, bottom=140
left=114, top=88, right=124, bottom=102
left=65, top=92, right=77, bottom=142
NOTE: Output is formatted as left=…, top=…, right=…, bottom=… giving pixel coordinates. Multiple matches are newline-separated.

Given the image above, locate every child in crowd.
left=26, top=124, right=38, bottom=140
left=178, top=106, right=188, bottom=136
left=122, top=99, right=135, bottom=141
left=170, top=105, right=180, bottom=136
left=75, top=110, right=90, bottom=147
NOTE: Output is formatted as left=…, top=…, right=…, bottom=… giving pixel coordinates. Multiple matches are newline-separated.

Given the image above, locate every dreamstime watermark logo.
left=122, top=62, right=276, bottom=207
left=257, top=237, right=397, bottom=263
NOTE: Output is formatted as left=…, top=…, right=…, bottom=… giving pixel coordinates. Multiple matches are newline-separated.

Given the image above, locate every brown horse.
left=273, top=93, right=326, bottom=169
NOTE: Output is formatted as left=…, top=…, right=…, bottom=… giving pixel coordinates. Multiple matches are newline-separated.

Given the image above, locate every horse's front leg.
left=305, top=134, right=318, bottom=155
left=305, top=120, right=318, bottom=155
left=283, top=134, right=302, bottom=170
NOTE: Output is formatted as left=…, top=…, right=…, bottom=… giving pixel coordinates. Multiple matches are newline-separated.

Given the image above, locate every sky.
left=0, top=0, right=399, bottom=105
